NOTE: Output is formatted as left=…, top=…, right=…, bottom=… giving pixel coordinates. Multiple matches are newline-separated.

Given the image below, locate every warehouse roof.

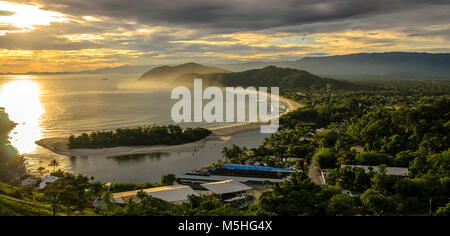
left=201, top=180, right=252, bottom=195
left=177, top=174, right=288, bottom=184
left=112, top=185, right=198, bottom=204
left=342, top=165, right=409, bottom=177
left=218, top=164, right=297, bottom=173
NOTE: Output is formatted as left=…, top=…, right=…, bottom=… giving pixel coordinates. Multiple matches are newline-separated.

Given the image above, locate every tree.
left=255, top=172, right=327, bottom=216
left=326, top=194, right=358, bottom=216
left=356, top=152, right=391, bottom=166
left=49, top=159, right=60, bottom=173
left=59, top=185, right=78, bottom=216
left=160, top=173, right=176, bottom=186
left=37, top=166, right=47, bottom=177
left=44, top=182, right=63, bottom=216
left=313, top=148, right=338, bottom=169
left=361, top=189, right=396, bottom=216
left=221, top=145, right=248, bottom=163
left=434, top=201, right=450, bottom=216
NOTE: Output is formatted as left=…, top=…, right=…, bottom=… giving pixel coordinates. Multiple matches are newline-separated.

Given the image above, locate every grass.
left=0, top=181, right=97, bottom=216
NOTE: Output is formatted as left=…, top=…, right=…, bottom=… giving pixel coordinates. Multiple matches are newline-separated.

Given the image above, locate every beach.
left=35, top=95, right=302, bottom=158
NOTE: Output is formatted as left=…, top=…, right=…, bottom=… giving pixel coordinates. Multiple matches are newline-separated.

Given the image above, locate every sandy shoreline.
left=36, top=96, right=302, bottom=158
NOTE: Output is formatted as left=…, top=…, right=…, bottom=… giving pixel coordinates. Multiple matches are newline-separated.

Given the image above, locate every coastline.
left=35, top=95, right=302, bottom=158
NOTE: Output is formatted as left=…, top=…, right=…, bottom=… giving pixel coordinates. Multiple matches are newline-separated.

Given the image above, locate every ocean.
left=0, top=74, right=285, bottom=183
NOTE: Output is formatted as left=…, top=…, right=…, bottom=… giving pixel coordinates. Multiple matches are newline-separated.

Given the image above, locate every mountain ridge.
left=139, top=63, right=362, bottom=90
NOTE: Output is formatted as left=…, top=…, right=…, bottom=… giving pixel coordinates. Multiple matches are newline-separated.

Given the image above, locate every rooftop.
left=218, top=164, right=297, bottom=173
left=201, top=180, right=252, bottom=195
left=177, top=174, right=288, bottom=184
left=342, top=165, right=409, bottom=177
left=112, top=185, right=198, bottom=204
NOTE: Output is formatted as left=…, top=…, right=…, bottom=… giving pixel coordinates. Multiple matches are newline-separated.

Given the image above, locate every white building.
left=36, top=176, right=60, bottom=190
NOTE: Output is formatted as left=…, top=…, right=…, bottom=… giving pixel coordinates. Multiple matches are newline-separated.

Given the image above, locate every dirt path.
left=308, top=164, right=325, bottom=186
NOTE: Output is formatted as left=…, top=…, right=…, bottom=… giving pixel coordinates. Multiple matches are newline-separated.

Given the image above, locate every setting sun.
left=0, top=1, right=68, bottom=31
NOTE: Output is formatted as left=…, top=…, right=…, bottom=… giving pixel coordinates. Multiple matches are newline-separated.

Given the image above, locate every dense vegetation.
left=206, top=80, right=450, bottom=216
left=67, top=125, right=211, bottom=149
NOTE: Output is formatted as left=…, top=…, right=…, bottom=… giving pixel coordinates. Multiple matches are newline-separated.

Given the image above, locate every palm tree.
left=49, top=159, right=60, bottom=173
left=37, top=166, right=47, bottom=177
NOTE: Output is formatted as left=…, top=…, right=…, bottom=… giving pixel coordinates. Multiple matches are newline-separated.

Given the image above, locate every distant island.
left=67, top=125, right=211, bottom=149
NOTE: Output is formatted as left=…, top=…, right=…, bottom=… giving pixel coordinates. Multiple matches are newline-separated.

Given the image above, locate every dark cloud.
left=2, top=0, right=450, bottom=70
left=10, top=0, right=449, bottom=32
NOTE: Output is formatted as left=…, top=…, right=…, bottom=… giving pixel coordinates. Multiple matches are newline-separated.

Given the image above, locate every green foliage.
left=313, top=148, right=338, bottom=169
left=326, top=166, right=373, bottom=192
left=108, top=182, right=159, bottom=193
left=326, top=194, right=358, bottom=216
left=254, top=172, right=328, bottom=216
left=109, top=192, right=179, bottom=216
left=202, top=66, right=361, bottom=92
left=355, top=152, right=392, bottom=166
left=180, top=195, right=243, bottom=216
left=435, top=201, right=450, bottom=216
left=67, top=125, right=211, bottom=149
left=160, top=173, right=176, bottom=186
left=361, top=189, right=396, bottom=216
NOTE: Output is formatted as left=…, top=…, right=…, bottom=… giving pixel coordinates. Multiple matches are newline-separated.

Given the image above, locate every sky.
left=0, top=0, right=450, bottom=73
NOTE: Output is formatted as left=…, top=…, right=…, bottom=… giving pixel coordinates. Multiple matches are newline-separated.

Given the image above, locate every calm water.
left=0, top=74, right=279, bottom=183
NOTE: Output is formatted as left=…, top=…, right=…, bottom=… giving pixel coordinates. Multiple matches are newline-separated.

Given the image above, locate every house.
left=177, top=173, right=287, bottom=186
left=342, top=165, right=409, bottom=177
left=295, top=137, right=311, bottom=146
left=21, top=177, right=39, bottom=187
left=111, top=185, right=198, bottom=205
left=36, top=176, right=59, bottom=190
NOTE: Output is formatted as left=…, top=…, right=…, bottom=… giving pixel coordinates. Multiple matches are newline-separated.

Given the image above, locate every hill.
left=296, top=52, right=450, bottom=77
left=219, top=52, right=450, bottom=78
left=139, top=62, right=230, bottom=84
left=169, top=65, right=361, bottom=90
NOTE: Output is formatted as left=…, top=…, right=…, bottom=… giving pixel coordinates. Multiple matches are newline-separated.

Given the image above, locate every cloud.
left=0, top=10, right=15, bottom=16
left=1, top=0, right=450, bottom=72
left=8, top=0, right=448, bottom=31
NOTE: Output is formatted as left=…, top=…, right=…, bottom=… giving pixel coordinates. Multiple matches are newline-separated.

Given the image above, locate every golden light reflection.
left=0, top=79, right=45, bottom=154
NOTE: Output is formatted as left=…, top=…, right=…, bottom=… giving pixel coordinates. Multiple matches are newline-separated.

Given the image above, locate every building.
left=177, top=173, right=287, bottom=188
left=201, top=180, right=252, bottom=195
left=209, top=164, right=297, bottom=179
left=200, top=180, right=253, bottom=202
left=342, top=165, right=409, bottom=177
left=111, top=185, right=198, bottom=205
left=36, top=176, right=59, bottom=190
left=21, top=177, right=39, bottom=187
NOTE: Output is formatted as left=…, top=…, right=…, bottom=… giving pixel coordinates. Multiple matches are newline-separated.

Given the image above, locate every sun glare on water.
left=0, top=79, right=45, bottom=154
